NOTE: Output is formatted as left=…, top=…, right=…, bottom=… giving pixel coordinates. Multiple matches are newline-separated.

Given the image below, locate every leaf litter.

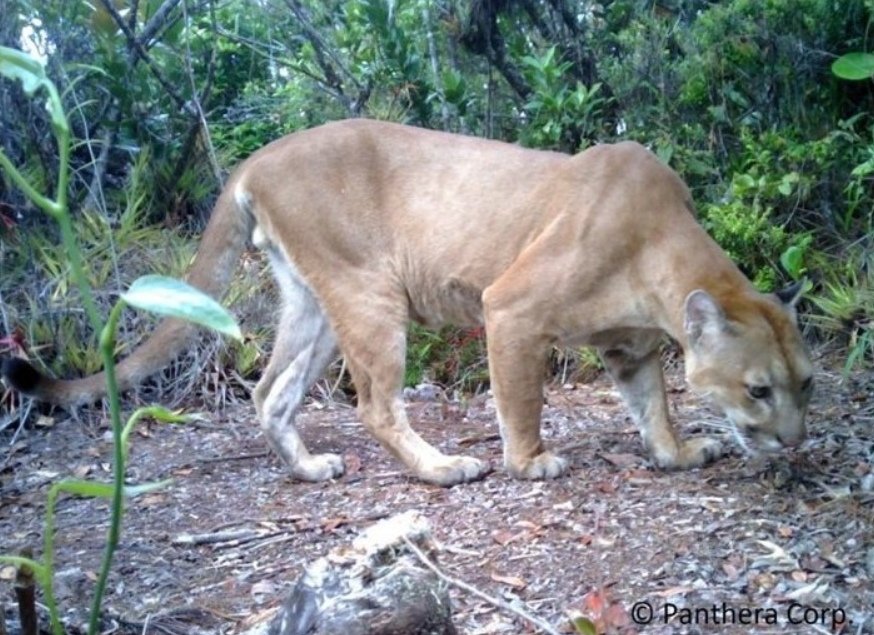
left=0, top=363, right=872, bottom=634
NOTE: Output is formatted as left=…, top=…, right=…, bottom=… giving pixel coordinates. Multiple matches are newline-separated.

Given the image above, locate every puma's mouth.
left=730, top=424, right=799, bottom=456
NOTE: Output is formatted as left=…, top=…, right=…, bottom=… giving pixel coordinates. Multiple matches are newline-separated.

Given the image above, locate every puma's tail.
left=1, top=177, right=254, bottom=407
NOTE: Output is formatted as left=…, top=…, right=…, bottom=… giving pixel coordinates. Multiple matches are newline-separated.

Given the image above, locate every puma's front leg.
left=484, top=309, right=568, bottom=480
left=599, top=344, right=722, bottom=469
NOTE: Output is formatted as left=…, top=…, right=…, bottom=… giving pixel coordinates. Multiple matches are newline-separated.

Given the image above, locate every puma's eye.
left=746, top=385, right=772, bottom=400
left=801, top=377, right=814, bottom=392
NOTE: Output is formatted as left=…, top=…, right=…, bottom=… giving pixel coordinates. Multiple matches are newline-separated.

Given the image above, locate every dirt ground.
left=1, top=361, right=873, bottom=635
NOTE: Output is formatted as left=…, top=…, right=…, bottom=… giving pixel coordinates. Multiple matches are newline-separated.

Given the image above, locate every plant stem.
left=0, top=152, right=58, bottom=215
left=41, top=488, right=64, bottom=635
left=86, top=301, right=127, bottom=635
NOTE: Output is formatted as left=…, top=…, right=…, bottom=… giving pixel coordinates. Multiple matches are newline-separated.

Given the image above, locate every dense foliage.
left=2, top=0, right=873, bottom=394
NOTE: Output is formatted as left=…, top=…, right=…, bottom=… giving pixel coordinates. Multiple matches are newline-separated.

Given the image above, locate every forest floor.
left=1, top=360, right=873, bottom=635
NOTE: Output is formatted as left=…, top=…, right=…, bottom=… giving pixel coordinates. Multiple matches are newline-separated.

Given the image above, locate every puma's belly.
left=406, top=277, right=485, bottom=329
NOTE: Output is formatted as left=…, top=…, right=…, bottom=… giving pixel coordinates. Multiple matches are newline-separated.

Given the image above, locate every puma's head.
left=682, top=282, right=813, bottom=454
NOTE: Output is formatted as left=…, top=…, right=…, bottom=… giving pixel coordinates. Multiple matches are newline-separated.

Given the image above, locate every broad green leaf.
left=832, top=52, right=874, bottom=81
left=0, top=46, right=46, bottom=94
left=0, top=46, right=68, bottom=134
left=780, top=246, right=804, bottom=278
left=122, top=275, right=242, bottom=340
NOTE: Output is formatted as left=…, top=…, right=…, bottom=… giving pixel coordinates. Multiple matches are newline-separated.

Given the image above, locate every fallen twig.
left=197, top=451, right=270, bottom=464
left=172, top=529, right=265, bottom=546
left=402, top=537, right=563, bottom=635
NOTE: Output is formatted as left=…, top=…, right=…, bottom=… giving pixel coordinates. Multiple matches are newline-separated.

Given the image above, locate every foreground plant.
left=0, top=46, right=241, bottom=635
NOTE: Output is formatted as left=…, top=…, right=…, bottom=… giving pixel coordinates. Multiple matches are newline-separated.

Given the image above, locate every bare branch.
left=281, top=0, right=371, bottom=115
left=403, top=537, right=563, bottom=635
left=95, top=0, right=194, bottom=114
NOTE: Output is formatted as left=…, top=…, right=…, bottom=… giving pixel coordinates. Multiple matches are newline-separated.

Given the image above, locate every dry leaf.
left=35, top=415, right=55, bottom=428
left=514, top=520, right=541, bottom=531
left=601, top=453, right=641, bottom=468
left=751, top=572, right=777, bottom=591
left=490, top=572, right=526, bottom=589
left=343, top=453, right=362, bottom=473
left=791, top=570, right=808, bottom=583
left=578, top=588, right=630, bottom=633
left=778, top=525, right=794, bottom=537
left=140, top=494, right=166, bottom=507
left=603, top=603, right=631, bottom=629
left=652, top=586, right=693, bottom=598
left=322, top=517, right=348, bottom=532
left=491, top=529, right=523, bottom=546
left=625, top=468, right=653, bottom=482
left=0, top=566, right=16, bottom=581
left=595, top=480, right=617, bottom=494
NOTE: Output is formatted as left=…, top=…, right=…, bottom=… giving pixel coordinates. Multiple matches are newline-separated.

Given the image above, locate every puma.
left=2, top=120, right=814, bottom=486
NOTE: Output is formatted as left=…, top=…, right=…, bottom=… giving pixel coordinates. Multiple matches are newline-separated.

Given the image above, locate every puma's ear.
left=684, top=290, right=729, bottom=348
left=774, top=278, right=806, bottom=308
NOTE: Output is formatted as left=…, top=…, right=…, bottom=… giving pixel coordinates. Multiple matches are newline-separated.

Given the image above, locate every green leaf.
left=655, top=143, right=674, bottom=165
left=0, top=46, right=68, bottom=134
left=0, top=46, right=46, bottom=93
left=124, top=479, right=173, bottom=496
left=54, top=478, right=173, bottom=499
left=55, top=480, right=116, bottom=498
left=570, top=615, right=598, bottom=635
left=831, top=52, right=874, bottom=81
left=780, top=246, right=804, bottom=278
left=139, top=406, right=191, bottom=424
left=122, top=275, right=242, bottom=340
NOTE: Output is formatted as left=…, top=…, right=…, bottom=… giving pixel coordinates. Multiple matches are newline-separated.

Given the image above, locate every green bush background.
left=2, top=0, right=873, bottom=401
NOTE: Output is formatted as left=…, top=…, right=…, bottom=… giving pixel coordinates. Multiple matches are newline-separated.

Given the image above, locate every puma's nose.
left=778, top=428, right=807, bottom=447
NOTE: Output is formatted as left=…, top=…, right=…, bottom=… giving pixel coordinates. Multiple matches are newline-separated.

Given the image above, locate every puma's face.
left=683, top=289, right=814, bottom=455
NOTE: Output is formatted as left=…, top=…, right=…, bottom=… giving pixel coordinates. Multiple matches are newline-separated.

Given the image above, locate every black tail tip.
left=2, top=357, right=43, bottom=393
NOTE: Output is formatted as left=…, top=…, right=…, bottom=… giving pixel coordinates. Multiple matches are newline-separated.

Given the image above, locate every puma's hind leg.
left=253, top=256, right=344, bottom=482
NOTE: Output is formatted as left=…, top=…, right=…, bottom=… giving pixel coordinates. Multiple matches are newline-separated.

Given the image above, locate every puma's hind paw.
left=291, top=452, right=346, bottom=482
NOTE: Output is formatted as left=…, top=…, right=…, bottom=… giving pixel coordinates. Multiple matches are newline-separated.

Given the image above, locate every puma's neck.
left=647, top=230, right=757, bottom=350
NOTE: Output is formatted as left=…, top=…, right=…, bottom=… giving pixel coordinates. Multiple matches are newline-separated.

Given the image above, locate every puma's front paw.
left=418, top=455, right=491, bottom=487
left=653, top=437, right=723, bottom=470
left=292, top=452, right=346, bottom=482
left=507, top=452, right=570, bottom=480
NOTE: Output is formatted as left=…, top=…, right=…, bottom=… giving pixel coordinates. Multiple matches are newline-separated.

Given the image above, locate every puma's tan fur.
left=2, top=120, right=814, bottom=485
